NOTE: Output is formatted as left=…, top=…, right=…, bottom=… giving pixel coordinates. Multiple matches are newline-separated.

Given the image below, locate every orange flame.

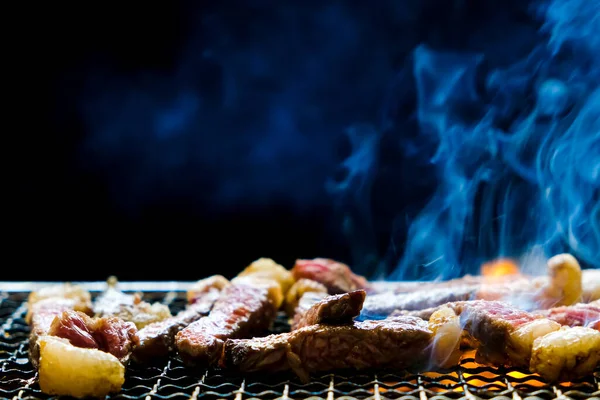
left=480, top=258, right=520, bottom=283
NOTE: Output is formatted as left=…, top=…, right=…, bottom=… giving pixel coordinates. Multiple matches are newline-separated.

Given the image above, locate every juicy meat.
left=221, top=316, right=432, bottom=382
left=28, top=299, right=81, bottom=366
left=176, top=280, right=279, bottom=365
left=48, top=310, right=139, bottom=363
left=133, top=286, right=223, bottom=362
left=530, top=326, right=600, bottom=382
left=360, top=287, right=476, bottom=320
left=27, top=285, right=93, bottom=367
left=291, top=258, right=370, bottom=294
left=535, top=302, right=600, bottom=329
left=292, top=290, right=366, bottom=330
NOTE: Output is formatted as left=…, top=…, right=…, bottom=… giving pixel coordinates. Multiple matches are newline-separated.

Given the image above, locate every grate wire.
left=0, top=290, right=599, bottom=400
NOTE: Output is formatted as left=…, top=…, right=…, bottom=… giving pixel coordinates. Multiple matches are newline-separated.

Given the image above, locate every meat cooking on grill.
left=292, top=290, right=366, bottom=330
left=176, top=277, right=281, bottom=366
left=26, top=284, right=129, bottom=398
left=48, top=310, right=139, bottom=363
left=93, top=277, right=171, bottom=329
left=26, top=284, right=93, bottom=366
left=534, top=300, right=600, bottom=329
left=221, top=316, right=433, bottom=382
left=365, top=253, right=583, bottom=319
left=398, top=299, right=599, bottom=381
left=291, top=258, right=371, bottom=294
left=132, top=275, right=229, bottom=362
left=530, top=326, right=600, bottom=382
left=22, top=252, right=599, bottom=399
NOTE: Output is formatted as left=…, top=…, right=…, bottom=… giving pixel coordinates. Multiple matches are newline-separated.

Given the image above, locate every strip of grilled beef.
left=291, top=258, right=370, bottom=294
left=27, top=285, right=93, bottom=367
left=48, top=310, right=139, bottom=364
left=369, top=254, right=583, bottom=319
left=360, top=287, right=477, bottom=320
left=176, top=278, right=279, bottom=366
left=132, top=278, right=227, bottom=363
left=221, top=316, right=432, bottom=382
left=292, top=290, right=366, bottom=330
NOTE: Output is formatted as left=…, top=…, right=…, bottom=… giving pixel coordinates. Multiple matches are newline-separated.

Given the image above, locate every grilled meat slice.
left=360, top=287, right=476, bottom=320
left=133, top=276, right=228, bottom=363
left=535, top=301, right=600, bottom=329
left=27, top=284, right=93, bottom=367
left=221, top=316, right=432, bottom=382
left=371, top=254, right=583, bottom=318
left=530, top=326, right=600, bottom=381
left=48, top=310, right=138, bottom=363
left=94, top=278, right=171, bottom=329
left=292, top=290, right=366, bottom=330
left=291, top=258, right=370, bottom=294
left=176, top=278, right=280, bottom=366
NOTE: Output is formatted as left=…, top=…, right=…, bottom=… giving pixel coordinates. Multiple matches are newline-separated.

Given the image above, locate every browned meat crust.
left=48, top=310, right=138, bottom=363
left=176, top=281, right=278, bottom=366
left=132, top=289, right=222, bottom=363
left=292, top=290, right=366, bottom=330
left=291, top=258, right=370, bottom=294
left=221, top=316, right=432, bottom=382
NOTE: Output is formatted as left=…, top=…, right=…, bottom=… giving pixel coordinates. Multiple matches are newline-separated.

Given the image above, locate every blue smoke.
left=387, top=0, right=600, bottom=279
left=80, top=1, right=599, bottom=279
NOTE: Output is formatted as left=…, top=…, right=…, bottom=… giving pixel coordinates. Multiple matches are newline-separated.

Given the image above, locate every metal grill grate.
left=1, top=289, right=599, bottom=400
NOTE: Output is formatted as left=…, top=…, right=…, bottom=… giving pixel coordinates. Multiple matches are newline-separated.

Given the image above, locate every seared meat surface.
left=291, top=258, right=370, bottom=294
left=176, top=279, right=280, bottom=366
left=133, top=277, right=227, bottom=362
left=48, top=310, right=138, bottom=363
left=292, top=290, right=366, bottom=330
left=27, top=284, right=93, bottom=367
left=221, top=316, right=432, bottom=382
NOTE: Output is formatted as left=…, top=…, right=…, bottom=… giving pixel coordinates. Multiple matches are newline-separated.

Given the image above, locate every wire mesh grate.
left=1, top=290, right=599, bottom=400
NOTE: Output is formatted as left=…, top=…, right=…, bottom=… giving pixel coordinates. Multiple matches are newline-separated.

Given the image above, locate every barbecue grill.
left=2, top=283, right=599, bottom=400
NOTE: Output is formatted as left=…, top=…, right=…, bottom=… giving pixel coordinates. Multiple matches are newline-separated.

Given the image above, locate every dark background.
left=6, top=1, right=598, bottom=281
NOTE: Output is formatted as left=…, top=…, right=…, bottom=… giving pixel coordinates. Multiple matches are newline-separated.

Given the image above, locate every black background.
left=8, top=1, right=584, bottom=282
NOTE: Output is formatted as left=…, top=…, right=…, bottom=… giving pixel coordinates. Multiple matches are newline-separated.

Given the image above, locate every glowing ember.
left=481, top=259, right=520, bottom=282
